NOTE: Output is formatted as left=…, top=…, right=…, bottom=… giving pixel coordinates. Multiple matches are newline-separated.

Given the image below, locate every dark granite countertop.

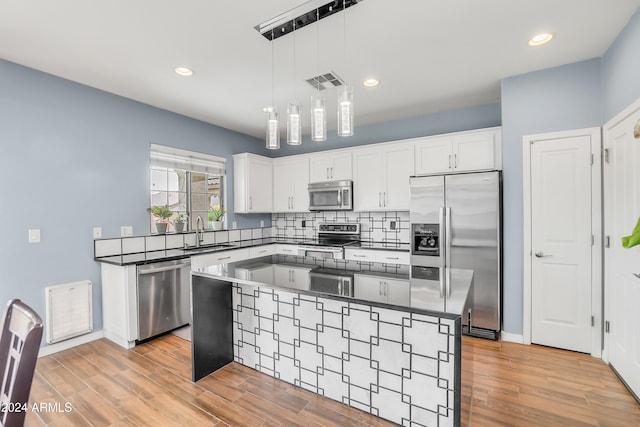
left=192, top=256, right=472, bottom=318
left=94, top=237, right=409, bottom=266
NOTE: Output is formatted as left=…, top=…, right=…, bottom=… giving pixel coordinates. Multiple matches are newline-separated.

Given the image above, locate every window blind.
left=150, top=143, right=226, bottom=175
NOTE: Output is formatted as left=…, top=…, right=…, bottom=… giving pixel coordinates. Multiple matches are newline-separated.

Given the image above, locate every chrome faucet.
left=195, top=216, right=204, bottom=247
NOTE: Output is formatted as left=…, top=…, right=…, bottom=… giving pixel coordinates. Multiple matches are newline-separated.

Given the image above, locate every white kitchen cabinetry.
left=273, top=244, right=299, bottom=256
left=101, top=264, right=138, bottom=349
left=309, top=151, right=352, bottom=182
left=249, top=244, right=275, bottom=258
left=345, top=248, right=410, bottom=265
left=273, top=265, right=312, bottom=290
left=190, top=247, right=251, bottom=269
left=354, top=274, right=410, bottom=305
left=414, top=128, right=501, bottom=175
left=236, top=264, right=274, bottom=283
left=352, top=142, right=414, bottom=211
left=273, top=156, right=310, bottom=212
left=233, top=153, right=273, bottom=213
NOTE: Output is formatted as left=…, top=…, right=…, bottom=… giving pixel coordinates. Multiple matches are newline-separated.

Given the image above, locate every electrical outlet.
left=390, top=220, right=396, bottom=230
left=28, top=229, right=41, bottom=243
left=93, top=227, right=102, bottom=238
left=302, top=220, right=306, bottom=228
left=120, top=226, right=133, bottom=237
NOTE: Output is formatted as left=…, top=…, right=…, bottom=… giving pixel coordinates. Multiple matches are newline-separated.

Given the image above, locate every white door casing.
left=603, top=99, right=640, bottom=398
left=522, top=128, right=602, bottom=357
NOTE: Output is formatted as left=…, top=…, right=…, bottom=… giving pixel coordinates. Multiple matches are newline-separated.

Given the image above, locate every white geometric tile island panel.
left=232, top=283, right=458, bottom=427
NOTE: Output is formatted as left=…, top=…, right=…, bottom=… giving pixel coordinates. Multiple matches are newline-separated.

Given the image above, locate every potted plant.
left=208, top=205, right=227, bottom=231
left=147, top=205, right=173, bottom=234
left=174, top=213, right=188, bottom=233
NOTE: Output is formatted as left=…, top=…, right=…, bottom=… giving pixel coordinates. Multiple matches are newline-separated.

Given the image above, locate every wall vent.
left=45, top=280, right=93, bottom=344
left=306, top=71, right=344, bottom=91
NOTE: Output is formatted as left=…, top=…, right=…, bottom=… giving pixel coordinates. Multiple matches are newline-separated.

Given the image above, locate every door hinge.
left=603, top=148, right=610, bottom=164
left=591, top=316, right=595, bottom=327
left=605, top=236, right=610, bottom=248
left=605, top=320, right=610, bottom=333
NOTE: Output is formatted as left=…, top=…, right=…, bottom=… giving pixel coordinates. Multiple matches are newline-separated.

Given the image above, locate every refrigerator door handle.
left=446, top=206, right=452, bottom=298
left=439, top=206, right=446, bottom=298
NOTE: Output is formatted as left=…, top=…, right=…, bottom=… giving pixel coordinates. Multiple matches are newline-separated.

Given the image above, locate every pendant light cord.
left=316, top=8, right=320, bottom=92
left=293, top=21, right=297, bottom=100
left=271, top=29, right=275, bottom=108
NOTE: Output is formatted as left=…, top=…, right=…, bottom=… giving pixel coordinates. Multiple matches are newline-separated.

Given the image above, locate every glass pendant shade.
left=265, top=109, right=280, bottom=150
left=310, top=93, right=327, bottom=142
left=287, top=102, right=302, bottom=145
left=337, top=85, right=354, bottom=137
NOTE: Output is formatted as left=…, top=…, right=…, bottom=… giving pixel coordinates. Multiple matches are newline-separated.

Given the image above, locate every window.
left=149, top=144, right=226, bottom=233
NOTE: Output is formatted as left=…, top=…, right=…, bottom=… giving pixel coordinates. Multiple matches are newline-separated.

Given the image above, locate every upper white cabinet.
left=352, top=142, right=414, bottom=211
left=273, top=156, right=310, bottom=212
left=414, top=128, right=501, bottom=175
left=309, top=151, right=352, bottom=182
left=233, top=153, right=273, bottom=213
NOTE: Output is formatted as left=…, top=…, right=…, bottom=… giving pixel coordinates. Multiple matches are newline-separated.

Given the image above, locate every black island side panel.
left=191, top=275, right=233, bottom=382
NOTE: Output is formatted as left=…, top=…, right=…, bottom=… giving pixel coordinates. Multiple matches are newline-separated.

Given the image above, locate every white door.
left=291, top=157, right=310, bottom=212
left=453, top=130, right=496, bottom=172
left=414, top=136, right=453, bottom=175
left=530, top=135, right=593, bottom=353
left=383, top=143, right=413, bottom=210
left=353, top=148, right=383, bottom=211
left=604, top=105, right=640, bottom=398
left=273, top=158, right=294, bottom=212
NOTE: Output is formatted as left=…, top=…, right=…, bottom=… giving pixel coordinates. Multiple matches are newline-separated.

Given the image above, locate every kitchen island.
left=192, top=255, right=472, bottom=426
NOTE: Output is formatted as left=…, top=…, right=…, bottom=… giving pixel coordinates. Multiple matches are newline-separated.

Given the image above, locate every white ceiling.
left=1, top=0, right=639, bottom=139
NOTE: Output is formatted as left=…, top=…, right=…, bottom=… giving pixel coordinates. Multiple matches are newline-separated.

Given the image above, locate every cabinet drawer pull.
left=633, top=273, right=640, bottom=279
left=353, top=254, right=367, bottom=258
left=217, top=256, right=231, bottom=261
left=385, top=257, right=399, bottom=260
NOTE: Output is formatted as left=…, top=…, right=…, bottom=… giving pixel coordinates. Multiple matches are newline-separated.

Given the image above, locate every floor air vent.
left=45, top=280, right=93, bottom=344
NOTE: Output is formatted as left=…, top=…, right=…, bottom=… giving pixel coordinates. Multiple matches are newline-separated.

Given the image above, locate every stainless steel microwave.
left=308, top=180, right=353, bottom=211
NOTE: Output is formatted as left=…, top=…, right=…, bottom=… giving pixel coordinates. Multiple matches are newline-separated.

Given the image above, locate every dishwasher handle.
left=138, top=262, right=191, bottom=275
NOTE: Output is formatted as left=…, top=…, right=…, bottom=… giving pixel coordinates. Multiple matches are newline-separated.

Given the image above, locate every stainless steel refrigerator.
left=410, top=171, right=501, bottom=339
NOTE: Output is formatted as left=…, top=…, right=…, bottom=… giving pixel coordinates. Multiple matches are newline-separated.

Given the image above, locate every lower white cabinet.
left=236, top=264, right=274, bottom=283
left=344, top=248, right=410, bottom=265
left=191, top=247, right=251, bottom=270
left=101, top=263, right=138, bottom=349
left=354, top=274, right=410, bottom=305
left=273, top=244, right=299, bottom=256
left=249, top=245, right=275, bottom=258
left=273, top=265, right=312, bottom=290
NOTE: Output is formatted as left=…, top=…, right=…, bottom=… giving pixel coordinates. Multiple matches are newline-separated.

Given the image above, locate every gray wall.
left=603, top=8, right=640, bottom=121
left=0, top=59, right=270, bottom=340
left=500, top=58, right=603, bottom=335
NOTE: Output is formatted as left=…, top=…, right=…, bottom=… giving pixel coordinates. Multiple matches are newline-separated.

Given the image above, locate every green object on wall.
left=622, top=217, right=640, bottom=249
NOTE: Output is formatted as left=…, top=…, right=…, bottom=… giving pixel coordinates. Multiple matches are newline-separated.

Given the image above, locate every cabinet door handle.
left=249, top=196, right=252, bottom=210
left=384, top=192, right=387, bottom=207
left=331, top=167, right=334, bottom=178
left=448, top=154, right=452, bottom=169
left=454, top=154, right=458, bottom=168
left=378, top=192, right=382, bottom=207
left=379, top=282, right=382, bottom=296
left=326, top=167, right=330, bottom=179
left=290, top=196, right=294, bottom=209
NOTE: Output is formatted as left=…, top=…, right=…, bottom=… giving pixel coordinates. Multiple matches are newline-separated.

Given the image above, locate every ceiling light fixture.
left=266, top=30, right=280, bottom=150
left=528, top=32, right=554, bottom=47
left=337, top=0, right=354, bottom=137
left=287, top=21, right=302, bottom=145
left=311, top=8, right=327, bottom=142
left=363, top=78, right=379, bottom=87
left=174, top=67, right=193, bottom=77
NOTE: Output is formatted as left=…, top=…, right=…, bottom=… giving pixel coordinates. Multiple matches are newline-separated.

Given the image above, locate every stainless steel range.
left=297, top=222, right=361, bottom=260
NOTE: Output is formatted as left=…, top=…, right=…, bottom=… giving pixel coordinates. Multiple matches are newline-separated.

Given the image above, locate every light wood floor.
left=25, top=335, right=640, bottom=426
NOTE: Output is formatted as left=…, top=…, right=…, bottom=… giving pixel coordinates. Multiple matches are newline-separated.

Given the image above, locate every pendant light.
left=287, top=21, right=302, bottom=145
left=266, top=29, right=280, bottom=150
left=337, top=0, right=354, bottom=137
left=311, top=9, right=327, bottom=142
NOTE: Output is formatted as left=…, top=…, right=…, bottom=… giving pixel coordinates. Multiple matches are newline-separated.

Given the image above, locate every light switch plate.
left=28, top=229, right=41, bottom=243
left=93, top=227, right=102, bottom=238
left=260, top=220, right=265, bottom=227
left=232, top=221, right=237, bottom=229
left=120, top=226, right=133, bottom=237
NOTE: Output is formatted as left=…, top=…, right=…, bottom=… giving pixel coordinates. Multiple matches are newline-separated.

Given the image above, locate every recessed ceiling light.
left=262, top=106, right=274, bottom=113
left=363, top=78, right=380, bottom=88
left=174, top=67, right=194, bottom=77
left=528, top=33, right=554, bottom=47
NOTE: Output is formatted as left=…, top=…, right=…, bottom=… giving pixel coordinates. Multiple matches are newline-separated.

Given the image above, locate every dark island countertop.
left=192, top=255, right=472, bottom=319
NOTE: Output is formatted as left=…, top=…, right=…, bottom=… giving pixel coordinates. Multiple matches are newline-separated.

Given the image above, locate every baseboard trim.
left=38, top=330, right=104, bottom=357
left=500, top=331, right=525, bottom=344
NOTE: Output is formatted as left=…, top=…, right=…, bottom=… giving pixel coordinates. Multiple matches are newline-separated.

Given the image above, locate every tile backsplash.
left=272, top=211, right=410, bottom=244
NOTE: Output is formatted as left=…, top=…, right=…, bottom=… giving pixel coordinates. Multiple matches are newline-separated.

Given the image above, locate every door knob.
left=534, top=251, right=550, bottom=258
left=633, top=273, right=640, bottom=279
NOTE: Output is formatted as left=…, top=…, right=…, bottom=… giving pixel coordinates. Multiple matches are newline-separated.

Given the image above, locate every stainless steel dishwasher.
left=136, top=258, right=191, bottom=341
